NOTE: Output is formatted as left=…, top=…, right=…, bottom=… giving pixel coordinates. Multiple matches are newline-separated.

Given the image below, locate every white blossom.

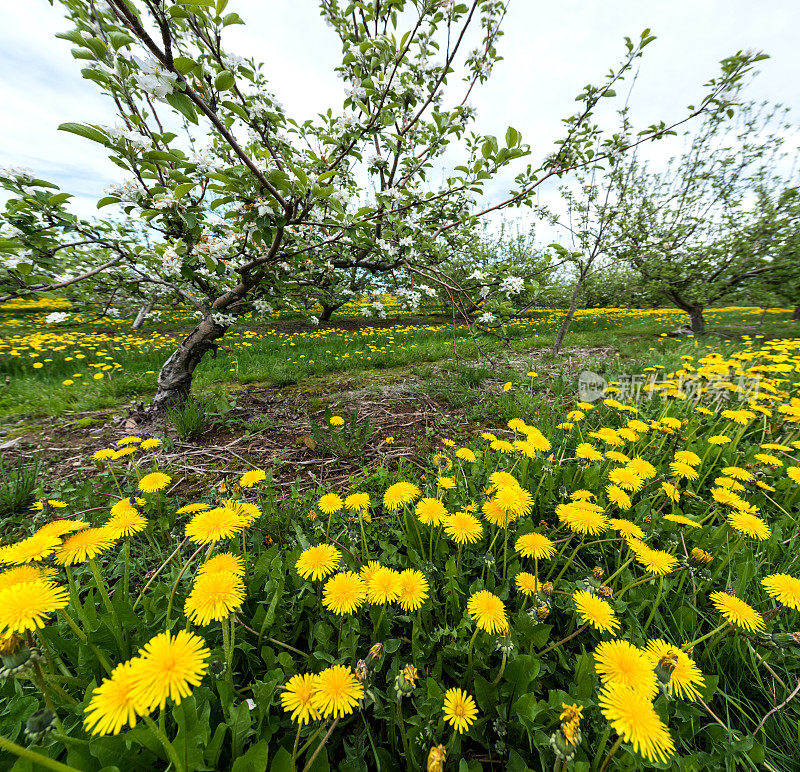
left=132, top=56, right=179, bottom=99
left=211, top=312, right=236, bottom=327
left=500, top=275, right=525, bottom=295
left=44, top=312, right=70, bottom=324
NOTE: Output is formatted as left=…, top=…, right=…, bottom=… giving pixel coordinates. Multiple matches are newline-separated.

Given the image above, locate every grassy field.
left=0, top=304, right=797, bottom=425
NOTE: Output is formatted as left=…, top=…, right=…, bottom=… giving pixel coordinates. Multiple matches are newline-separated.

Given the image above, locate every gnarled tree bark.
left=149, top=317, right=228, bottom=412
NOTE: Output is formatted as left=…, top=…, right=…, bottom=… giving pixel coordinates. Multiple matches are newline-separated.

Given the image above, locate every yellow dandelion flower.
left=397, top=569, right=429, bottom=612
left=0, top=533, right=62, bottom=565
left=105, top=509, right=148, bottom=539
left=443, top=512, right=483, bottom=544
left=573, top=590, right=619, bottom=634
left=593, top=640, right=658, bottom=698
left=196, top=553, right=245, bottom=577
left=383, top=482, right=420, bottom=510
left=415, top=498, right=447, bottom=526
left=576, top=443, right=604, bottom=462
left=709, top=591, right=765, bottom=633
left=0, top=579, right=69, bottom=634
left=609, top=467, right=644, bottom=492
left=175, top=503, right=212, bottom=515
left=605, top=485, right=632, bottom=511
left=138, top=472, right=171, bottom=493
left=761, top=573, right=800, bottom=610
left=514, top=572, right=540, bottom=596
left=322, top=571, right=366, bottom=615
left=140, top=438, right=162, bottom=451
left=366, top=566, right=401, bottom=604
left=515, top=532, right=556, bottom=559
left=184, top=570, right=245, bottom=625
left=598, top=682, right=674, bottom=763
left=727, top=511, right=770, bottom=540
left=281, top=673, right=319, bottom=725
left=663, top=514, right=699, bottom=528
left=83, top=660, right=149, bottom=736
left=644, top=639, right=705, bottom=701
left=467, top=590, right=508, bottom=634
left=185, top=507, right=246, bottom=545
left=609, top=519, right=645, bottom=540
left=456, top=448, right=477, bottom=463
left=669, top=461, right=698, bottom=481
left=317, top=493, right=344, bottom=515
left=344, top=492, right=371, bottom=512
left=311, top=665, right=363, bottom=718
left=295, top=545, right=341, bottom=581
left=708, top=435, right=731, bottom=445
left=35, top=519, right=89, bottom=539
left=132, top=630, right=210, bottom=711
left=117, top=436, right=142, bottom=446
left=442, top=688, right=478, bottom=734
left=239, top=469, right=267, bottom=488
left=55, top=528, right=117, bottom=565
left=635, top=546, right=678, bottom=575
left=674, top=450, right=701, bottom=466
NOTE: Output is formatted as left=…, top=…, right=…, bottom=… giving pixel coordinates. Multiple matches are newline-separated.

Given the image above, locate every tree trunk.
left=319, top=301, right=345, bottom=322
left=793, top=304, right=800, bottom=321
left=132, top=296, right=157, bottom=330
left=688, top=305, right=706, bottom=335
left=149, top=318, right=227, bottom=412
left=552, top=277, right=583, bottom=355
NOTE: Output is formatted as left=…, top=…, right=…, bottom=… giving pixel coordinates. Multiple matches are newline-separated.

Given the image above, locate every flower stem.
left=301, top=718, right=339, bottom=772
left=142, top=714, right=184, bottom=772
left=466, top=627, right=479, bottom=683
left=0, top=734, right=83, bottom=772
left=599, top=735, right=623, bottom=772
left=642, top=576, right=663, bottom=632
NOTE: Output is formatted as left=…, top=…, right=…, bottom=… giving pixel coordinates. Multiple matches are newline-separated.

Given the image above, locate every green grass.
left=0, top=306, right=798, bottom=424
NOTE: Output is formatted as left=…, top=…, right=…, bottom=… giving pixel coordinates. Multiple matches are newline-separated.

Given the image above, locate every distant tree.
left=611, top=97, right=799, bottom=334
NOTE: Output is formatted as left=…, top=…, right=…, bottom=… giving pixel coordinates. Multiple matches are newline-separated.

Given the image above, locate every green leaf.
left=48, top=192, right=72, bottom=206
left=173, top=56, right=198, bottom=75
left=165, top=91, right=198, bottom=123
left=231, top=740, right=269, bottom=772
left=269, top=747, right=292, bottom=772
left=174, top=182, right=196, bottom=198
left=96, top=196, right=120, bottom=209
left=58, top=122, right=107, bottom=145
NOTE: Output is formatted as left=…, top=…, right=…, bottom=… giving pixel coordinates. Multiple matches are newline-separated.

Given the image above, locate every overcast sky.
left=2, top=1, right=798, bottom=236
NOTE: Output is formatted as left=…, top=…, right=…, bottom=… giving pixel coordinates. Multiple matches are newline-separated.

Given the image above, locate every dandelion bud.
left=354, top=659, right=368, bottom=682
left=542, top=581, right=554, bottom=596
left=368, top=642, right=384, bottom=661
left=644, top=514, right=653, bottom=524
left=209, top=659, right=227, bottom=678
left=537, top=605, right=550, bottom=620
left=725, top=587, right=735, bottom=596
left=0, top=633, right=23, bottom=658
left=772, top=632, right=800, bottom=649
left=307, top=510, right=317, bottom=521
left=0, top=634, right=42, bottom=679
left=25, top=709, right=56, bottom=744
left=592, top=566, right=604, bottom=580
left=654, top=652, right=678, bottom=687
left=598, top=585, right=613, bottom=598
left=690, top=547, right=713, bottom=566
left=427, top=745, right=446, bottom=772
